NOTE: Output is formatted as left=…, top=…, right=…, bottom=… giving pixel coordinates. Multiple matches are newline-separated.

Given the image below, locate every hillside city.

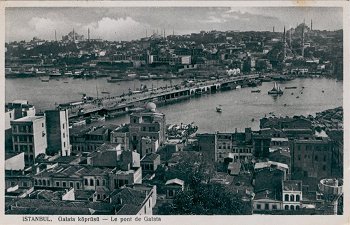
left=4, top=22, right=343, bottom=216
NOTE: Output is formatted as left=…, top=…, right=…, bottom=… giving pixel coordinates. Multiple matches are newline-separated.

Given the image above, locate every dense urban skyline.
left=6, top=7, right=343, bottom=42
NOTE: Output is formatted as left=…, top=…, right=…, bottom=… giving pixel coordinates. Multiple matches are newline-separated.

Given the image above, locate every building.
left=141, top=153, right=161, bottom=175
left=109, top=186, right=155, bottom=215
left=282, top=180, right=302, bottom=210
left=11, top=116, right=47, bottom=166
left=165, top=178, right=184, bottom=199
left=129, top=103, right=166, bottom=157
left=290, top=137, right=334, bottom=179
left=45, top=109, right=71, bottom=156
left=6, top=100, right=36, bottom=120
left=260, top=116, right=311, bottom=130
left=5, top=152, right=25, bottom=171
left=110, top=125, right=129, bottom=151
left=197, top=133, right=216, bottom=162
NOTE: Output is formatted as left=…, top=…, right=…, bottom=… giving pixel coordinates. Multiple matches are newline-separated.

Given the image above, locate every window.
left=22, top=181, right=28, bottom=187
left=284, top=194, right=289, bottom=201
left=42, top=123, right=44, bottom=127
left=43, top=180, right=46, bottom=186
left=290, top=194, right=295, bottom=201
left=84, top=179, right=88, bottom=186
left=296, top=195, right=300, bottom=201
left=265, top=204, right=269, bottom=210
left=62, top=182, right=67, bottom=187
left=296, top=205, right=300, bottom=210
left=285, top=205, right=289, bottom=210
left=272, top=205, right=277, bottom=210
left=97, top=194, right=101, bottom=200
left=56, top=181, right=60, bottom=187
left=90, top=179, right=94, bottom=186
left=256, top=204, right=261, bottom=210
left=168, top=190, right=174, bottom=197
left=323, top=155, right=327, bottom=162
left=323, top=165, right=326, bottom=171
left=315, top=155, right=318, bottom=161
left=76, top=182, right=80, bottom=189
left=96, top=179, right=100, bottom=186
left=290, top=205, right=295, bottom=210
left=63, top=133, right=65, bottom=138
left=63, top=124, right=65, bottom=129
left=69, top=182, right=74, bottom=188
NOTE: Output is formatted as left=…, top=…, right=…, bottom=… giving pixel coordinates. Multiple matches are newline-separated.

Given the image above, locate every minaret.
left=88, top=28, right=90, bottom=41
left=311, top=19, right=313, bottom=31
left=273, top=26, right=275, bottom=32
left=283, top=26, right=287, bottom=60
left=146, top=29, right=148, bottom=38
left=301, top=22, right=305, bottom=58
left=289, top=28, right=292, bottom=50
left=173, top=29, right=174, bottom=36
left=55, top=30, right=57, bottom=42
left=73, top=28, right=76, bottom=42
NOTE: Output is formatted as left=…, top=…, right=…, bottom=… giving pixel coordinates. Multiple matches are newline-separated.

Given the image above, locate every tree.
left=158, top=182, right=252, bottom=215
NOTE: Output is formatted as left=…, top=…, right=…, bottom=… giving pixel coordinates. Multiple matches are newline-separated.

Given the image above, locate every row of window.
left=218, top=149, right=252, bottom=155
left=12, top=125, right=33, bottom=133
left=284, top=194, right=301, bottom=202
left=13, top=135, right=33, bottom=143
left=14, top=144, right=34, bottom=153
left=84, top=178, right=107, bottom=187
left=297, top=145, right=328, bottom=151
left=35, top=179, right=82, bottom=189
left=218, top=146, right=252, bottom=153
left=297, top=154, right=327, bottom=162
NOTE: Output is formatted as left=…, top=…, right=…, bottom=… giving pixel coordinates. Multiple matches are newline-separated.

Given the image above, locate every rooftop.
left=141, top=153, right=160, bottom=162
left=283, top=180, right=302, bottom=191
left=13, top=116, right=44, bottom=122
left=165, top=178, right=184, bottom=186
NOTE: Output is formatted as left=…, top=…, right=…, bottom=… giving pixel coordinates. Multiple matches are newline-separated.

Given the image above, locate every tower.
left=289, top=28, right=292, bottom=49
left=55, top=30, right=57, bottom=42
left=311, top=19, right=313, bottom=31
left=273, top=26, right=275, bottom=33
left=88, top=28, right=90, bottom=41
left=45, top=109, right=71, bottom=156
left=283, top=26, right=287, bottom=60
left=73, top=28, right=76, bottom=42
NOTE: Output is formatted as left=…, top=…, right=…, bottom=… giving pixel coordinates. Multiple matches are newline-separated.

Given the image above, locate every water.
left=6, top=77, right=343, bottom=133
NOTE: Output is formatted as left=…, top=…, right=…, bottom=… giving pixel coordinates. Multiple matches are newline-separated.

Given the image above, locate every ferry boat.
left=285, top=86, right=297, bottom=89
left=251, top=89, right=261, bottom=93
left=49, top=70, right=62, bottom=76
left=41, top=77, right=50, bottom=82
left=268, top=82, right=283, bottom=95
left=216, top=105, right=222, bottom=113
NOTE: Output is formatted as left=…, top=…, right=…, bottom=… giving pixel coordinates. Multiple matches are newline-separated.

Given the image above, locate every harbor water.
left=5, top=77, right=343, bottom=133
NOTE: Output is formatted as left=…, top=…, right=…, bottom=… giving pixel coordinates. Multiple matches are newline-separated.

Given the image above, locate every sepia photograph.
left=1, top=1, right=348, bottom=224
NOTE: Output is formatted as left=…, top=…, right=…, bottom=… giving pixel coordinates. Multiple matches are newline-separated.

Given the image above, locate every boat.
left=49, top=70, right=62, bottom=76
left=268, top=82, right=283, bottom=95
left=41, top=77, right=50, bottom=82
left=216, top=105, right=222, bottom=113
left=285, top=86, right=297, bottom=89
left=251, top=89, right=261, bottom=93
left=291, top=93, right=294, bottom=95
left=296, top=96, right=300, bottom=98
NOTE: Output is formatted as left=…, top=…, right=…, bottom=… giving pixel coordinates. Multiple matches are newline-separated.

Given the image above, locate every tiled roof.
left=141, top=153, right=160, bottom=162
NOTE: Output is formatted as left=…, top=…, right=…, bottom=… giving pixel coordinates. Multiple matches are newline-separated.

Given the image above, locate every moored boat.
left=268, top=82, right=283, bottom=95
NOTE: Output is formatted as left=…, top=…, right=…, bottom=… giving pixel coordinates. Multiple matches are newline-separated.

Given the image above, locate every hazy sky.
left=5, top=7, right=343, bottom=42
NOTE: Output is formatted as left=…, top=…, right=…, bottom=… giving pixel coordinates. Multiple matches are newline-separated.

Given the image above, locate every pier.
left=58, top=74, right=262, bottom=119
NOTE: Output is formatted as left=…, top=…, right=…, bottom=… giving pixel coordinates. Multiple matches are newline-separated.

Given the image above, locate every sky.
left=5, top=7, right=343, bottom=42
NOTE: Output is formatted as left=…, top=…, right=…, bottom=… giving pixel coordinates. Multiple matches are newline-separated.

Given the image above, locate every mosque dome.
left=145, top=102, right=157, bottom=112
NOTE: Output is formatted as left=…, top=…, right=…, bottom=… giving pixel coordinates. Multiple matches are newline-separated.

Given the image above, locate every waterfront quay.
left=59, top=74, right=261, bottom=119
